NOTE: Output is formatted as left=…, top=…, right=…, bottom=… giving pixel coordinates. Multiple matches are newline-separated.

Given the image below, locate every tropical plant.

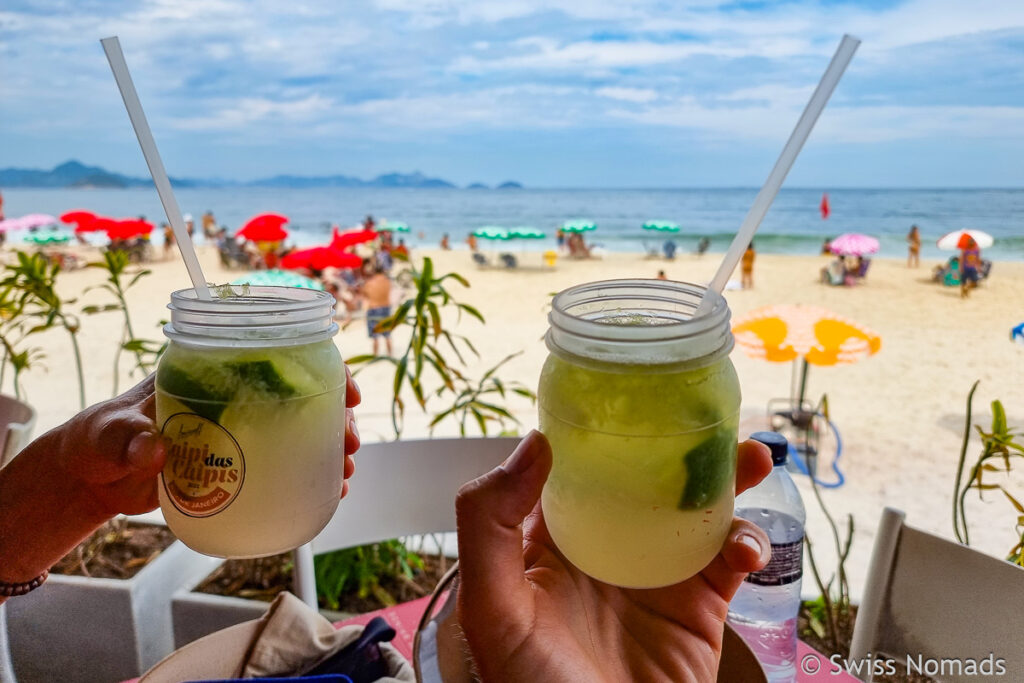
left=347, top=256, right=535, bottom=439
left=0, top=251, right=86, bottom=408
left=82, top=249, right=163, bottom=395
left=952, top=381, right=1024, bottom=566
left=314, top=256, right=535, bottom=607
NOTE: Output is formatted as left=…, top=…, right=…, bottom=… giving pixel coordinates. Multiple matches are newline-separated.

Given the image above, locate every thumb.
left=455, top=430, right=552, bottom=649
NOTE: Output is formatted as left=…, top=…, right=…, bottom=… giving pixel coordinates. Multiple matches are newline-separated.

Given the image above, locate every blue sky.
left=2, top=0, right=1024, bottom=187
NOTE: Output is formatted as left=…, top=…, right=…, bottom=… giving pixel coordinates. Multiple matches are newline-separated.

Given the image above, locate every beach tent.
left=378, top=221, right=410, bottom=233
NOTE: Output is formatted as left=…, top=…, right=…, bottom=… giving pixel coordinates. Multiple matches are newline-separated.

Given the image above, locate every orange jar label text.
left=161, top=413, right=245, bottom=518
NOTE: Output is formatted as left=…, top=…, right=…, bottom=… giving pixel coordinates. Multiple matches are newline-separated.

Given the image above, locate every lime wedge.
left=678, top=428, right=736, bottom=510
left=157, top=363, right=232, bottom=422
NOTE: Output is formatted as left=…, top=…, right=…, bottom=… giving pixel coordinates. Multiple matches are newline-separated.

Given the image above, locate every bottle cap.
left=750, top=431, right=789, bottom=465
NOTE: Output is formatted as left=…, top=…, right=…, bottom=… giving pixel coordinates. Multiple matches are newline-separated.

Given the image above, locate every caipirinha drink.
left=539, top=279, right=740, bottom=588
left=156, top=286, right=345, bottom=558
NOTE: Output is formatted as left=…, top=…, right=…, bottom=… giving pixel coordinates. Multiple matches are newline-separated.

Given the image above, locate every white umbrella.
left=937, top=229, right=994, bottom=250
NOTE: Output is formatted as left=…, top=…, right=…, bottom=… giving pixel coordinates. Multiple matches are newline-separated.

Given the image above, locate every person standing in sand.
left=467, top=232, right=478, bottom=252
left=741, top=242, right=756, bottom=289
left=440, top=233, right=451, bottom=250
left=959, top=237, right=981, bottom=298
left=202, top=211, right=217, bottom=239
left=363, top=262, right=393, bottom=356
left=907, top=225, right=921, bottom=268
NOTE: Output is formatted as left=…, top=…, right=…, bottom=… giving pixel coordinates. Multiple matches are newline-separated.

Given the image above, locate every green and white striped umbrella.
left=473, top=226, right=511, bottom=240
left=379, top=221, right=411, bottom=233
left=642, top=220, right=680, bottom=233
left=509, top=226, right=546, bottom=239
left=24, top=230, right=72, bottom=245
left=231, top=269, right=324, bottom=290
left=561, top=219, right=597, bottom=233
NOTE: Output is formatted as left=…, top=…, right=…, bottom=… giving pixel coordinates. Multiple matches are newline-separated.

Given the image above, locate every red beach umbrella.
left=330, top=227, right=377, bottom=250
left=281, top=246, right=361, bottom=271
left=60, top=210, right=97, bottom=229
left=75, top=215, right=120, bottom=233
left=237, top=214, right=290, bottom=242
left=107, top=219, right=154, bottom=240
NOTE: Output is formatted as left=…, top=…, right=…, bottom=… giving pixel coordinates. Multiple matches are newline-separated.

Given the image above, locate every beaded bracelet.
left=0, top=570, right=48, bottom=597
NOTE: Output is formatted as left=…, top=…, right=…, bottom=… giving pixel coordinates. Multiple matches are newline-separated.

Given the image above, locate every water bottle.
left=727, top=431, right=806, bottom=683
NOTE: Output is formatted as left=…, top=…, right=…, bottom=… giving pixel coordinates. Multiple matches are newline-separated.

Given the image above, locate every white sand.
left=19, top=243, right=1024, bottom=599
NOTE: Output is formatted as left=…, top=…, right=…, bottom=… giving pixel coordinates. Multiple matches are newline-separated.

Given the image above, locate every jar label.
left=745, top=538, right=803, bottom=586
left=161, top=413, right=245, bottom=518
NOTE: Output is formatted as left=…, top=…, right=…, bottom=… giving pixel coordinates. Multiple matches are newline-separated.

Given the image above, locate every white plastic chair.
left=291, top=436, right=520, bottom=606
left=849, top=507, right=1024, bottom=682
left=0, top=395, right=36, bottom=471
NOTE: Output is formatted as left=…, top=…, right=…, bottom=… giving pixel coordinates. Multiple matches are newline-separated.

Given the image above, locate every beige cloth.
left=141, top=591, right=414, bottom=681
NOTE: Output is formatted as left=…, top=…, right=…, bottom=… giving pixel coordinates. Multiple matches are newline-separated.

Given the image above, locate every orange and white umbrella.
left=732, top=304, right=881, bottom=367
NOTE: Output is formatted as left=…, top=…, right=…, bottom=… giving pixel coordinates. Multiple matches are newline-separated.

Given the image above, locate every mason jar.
left=539, top=279, right=740, bottom=588
left=156, top=286, right=345, bottom=558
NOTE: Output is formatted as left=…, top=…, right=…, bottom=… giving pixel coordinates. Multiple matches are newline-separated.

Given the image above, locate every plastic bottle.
left=727, top=431, right=806, bottom=683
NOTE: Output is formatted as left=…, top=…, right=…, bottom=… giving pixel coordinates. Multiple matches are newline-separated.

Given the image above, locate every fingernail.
left=127, top=431, right=158, bottom=469
left=348, top=413, right=360, bottom=442
left=737, top=532, right=765, bottom=557
left=502, top=430, right=540, bottom=475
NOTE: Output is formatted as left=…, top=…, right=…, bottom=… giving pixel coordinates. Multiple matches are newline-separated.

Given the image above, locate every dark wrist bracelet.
left=0, top=570, right=49, bottom=597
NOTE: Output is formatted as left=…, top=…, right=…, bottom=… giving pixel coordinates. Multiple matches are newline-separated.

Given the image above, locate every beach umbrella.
left=378, top=221, right=410, bottom=233
left=237, top=213, right=289, bottom=242
left=828, top=233, right=879, bottom=256
left=24, top=230, right=72, bottom=245
left=330, top=227, right=377, bottom=250
left=107, top=219, right=154, bottom=240
left=231, top=269, right=324, bottom=290
left=561, top=219, right=596, bottom=233
left=732, top=304, right=881, bottom=405
left=473, top=226, right=511, bottom=240
left=937, top=229, right=994, bottom=250
left=642, top=220, right=680, bottom=233
left=281, top=246, right=361, bottom=271
left=0, top=214, right=59, bottom=232
left=1013, top=322, right=1024, bottom=346
left=509, top=226, right=545, bottom=239
left=60, top=210, right=97, bottom=229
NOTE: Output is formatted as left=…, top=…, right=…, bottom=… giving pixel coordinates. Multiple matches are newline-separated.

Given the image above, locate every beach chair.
left=499, top=253, right=517, bottom=268
left=849, top=508, right=1024, bottom=682
left=471, top=252, right=488, bottom=267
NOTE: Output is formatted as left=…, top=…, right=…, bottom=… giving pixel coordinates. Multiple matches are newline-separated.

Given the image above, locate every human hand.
left=456, top=431, right=772, bottom=683
left=55, top=365, right=362, bottom=518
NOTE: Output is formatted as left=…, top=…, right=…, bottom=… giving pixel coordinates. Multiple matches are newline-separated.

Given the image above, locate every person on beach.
left=392, top=238, right=409, bottom=260
left=202, top=211, right=217, bottom=239
left=467, top=232, right=478, bottom=252
left=907, top=225, right=921, bottom=268
left=162, top=222, right=175, bottom=259
left=0, top=379, right=770, bottom=682
left=183, top=214, right=195, bottom=239
left=0, top=188, right=5, bottom=221
left=363, top=261, right=393, bottom=356
left=557, top=229, right=566, bottom=252
left=821, top=238, right=832, bottom=255
left=657, top=270, right=667, bottom=280
left=960, top=237, right=982, bottom=298
left=363, top=215, right=376, bottom=232
left=440, top=233, right=451, bottom=250
left=663, top=239, right=677, bottom=260
left=696, top=237, right=710, bottom=256
left=741, top=242, right=755, bottom=289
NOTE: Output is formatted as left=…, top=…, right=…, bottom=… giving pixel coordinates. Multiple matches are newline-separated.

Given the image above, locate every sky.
left=2, top=0, right=1024, bottom=188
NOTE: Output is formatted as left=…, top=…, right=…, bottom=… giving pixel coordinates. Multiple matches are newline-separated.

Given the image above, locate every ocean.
left=4, top=187, right=1023, bottom=262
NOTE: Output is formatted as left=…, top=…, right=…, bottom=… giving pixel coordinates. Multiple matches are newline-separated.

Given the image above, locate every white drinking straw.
left=101, top=36, right=211, bottom=300
left=698, top=34, right=860, bottom=314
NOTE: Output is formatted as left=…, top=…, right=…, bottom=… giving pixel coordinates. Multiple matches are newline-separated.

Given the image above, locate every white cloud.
left=175, top=94, right=335, bottom=130
left=595, top=87, right=658, bottom=103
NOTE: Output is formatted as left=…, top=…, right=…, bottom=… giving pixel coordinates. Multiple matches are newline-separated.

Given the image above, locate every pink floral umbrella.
left=828, top=232, right=879, bottom=256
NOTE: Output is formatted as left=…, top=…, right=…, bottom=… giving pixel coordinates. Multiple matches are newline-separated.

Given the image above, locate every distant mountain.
left=0, top=161, right=463, bottom=189
left=466, top=182, right=489, bottom=189
left=497, top=181, right=523, bottom=189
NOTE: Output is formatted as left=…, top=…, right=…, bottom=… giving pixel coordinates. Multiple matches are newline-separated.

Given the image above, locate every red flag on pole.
left=820, top=192, right=831, bottom=219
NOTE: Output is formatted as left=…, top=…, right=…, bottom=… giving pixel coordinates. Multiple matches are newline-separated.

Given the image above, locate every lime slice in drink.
left=678, top=427, right=735, bottom=510
left=157, top=362, right=233, bottom=422
left=226, top=355, right=324, bottom=399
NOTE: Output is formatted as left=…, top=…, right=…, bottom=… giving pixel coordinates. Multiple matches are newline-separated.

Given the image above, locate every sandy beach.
left=16, top=242, right=1024, bottom=599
